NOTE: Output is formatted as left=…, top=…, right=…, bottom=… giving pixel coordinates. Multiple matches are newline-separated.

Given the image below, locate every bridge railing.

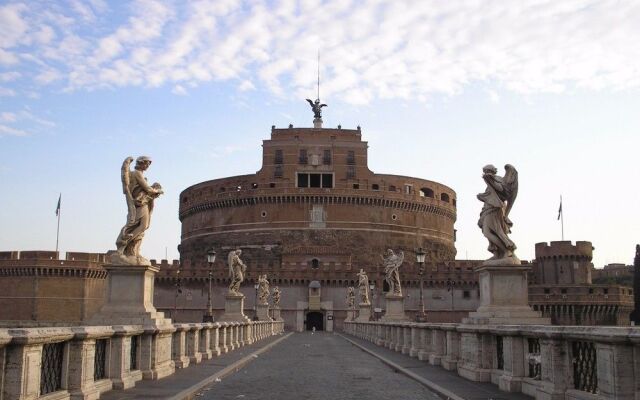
left=344, top=320, right=637, bottom=400
left=0, top=320, right=285, bottom=400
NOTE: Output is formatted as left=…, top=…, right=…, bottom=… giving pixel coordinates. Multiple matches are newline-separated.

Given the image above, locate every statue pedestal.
left=381, top=294, right=408, bottom=322
left=464, top=264, right=550, bottom=325
left=355, top=303, right=372, bottom=322
left=88, top=264, right=175, bottom=380
left=218, top=293, right=250, bottom=323
left=313, top=118, right=323, bottom=128
left=346, top=309, right=356, bottom=321
left=256, top=304, right=271, bottom=321
left=272, top=306, right=283, bottom=322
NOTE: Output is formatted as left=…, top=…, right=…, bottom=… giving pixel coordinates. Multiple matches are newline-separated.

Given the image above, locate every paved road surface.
left=197, top=332, right=442, bottom=400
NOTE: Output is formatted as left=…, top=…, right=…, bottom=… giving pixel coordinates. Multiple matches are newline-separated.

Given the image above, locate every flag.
left=557, top=197, right=562, bottom=220
left=55, top=194, right=61, bottom=217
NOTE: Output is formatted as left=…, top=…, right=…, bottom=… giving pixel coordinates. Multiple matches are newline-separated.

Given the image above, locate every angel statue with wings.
left=306, top=98, right=327, bottom=120
left=383, top=249, right=404, bottom=296
left=228, top=249, right=247, bottom=295
left=356, top=269, right=371, bottom=305
left=346, top=287, right=355, bottom=309
left=257, top=274, right=270, bottom=305
left=477, top=164, right=520, bottom=265
left=113, top=156, right=163, bottom=265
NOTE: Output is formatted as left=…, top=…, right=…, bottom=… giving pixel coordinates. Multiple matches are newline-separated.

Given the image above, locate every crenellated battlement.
left=534, top=241, right=594, bottom=261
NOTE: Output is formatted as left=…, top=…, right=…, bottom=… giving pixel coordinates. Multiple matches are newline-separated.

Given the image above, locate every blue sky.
left=1, top=0, right=639, bottom=268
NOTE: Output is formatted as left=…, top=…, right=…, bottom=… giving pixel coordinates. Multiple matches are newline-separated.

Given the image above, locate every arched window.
left=440, top=193, right=450, bottom=202
left=419, top=188, right=434, bottom=198
left=311, top=259, right=320, bottom=269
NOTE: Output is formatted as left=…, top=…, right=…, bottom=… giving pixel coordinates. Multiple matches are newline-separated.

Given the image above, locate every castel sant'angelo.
left=0, top=101, right=633, bottom=330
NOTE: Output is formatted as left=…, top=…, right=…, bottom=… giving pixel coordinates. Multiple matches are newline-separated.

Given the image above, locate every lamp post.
left=253, top=282, right=259, bottom=321
left=369, top=282, right=375, bottom=320
left=203, top=249, right=216, bottom=322
left=416, top=247, right=427, bottom=322
left=174, top=268, right=182, bottom=319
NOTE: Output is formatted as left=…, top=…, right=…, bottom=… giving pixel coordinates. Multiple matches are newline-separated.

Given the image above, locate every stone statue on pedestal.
left=477, top=164, right=520, bottom=265
left=383, top=249, right=404, bottom=296
left=272, top=286, right=281, bottom=307
left=258, top=274, right=270, bottom=305
left=227, top=249, right=247, bottom=295
left=112, top=156, right=163, bottom=266
left=357, top=269, right=371, bottom=304
left=346, top=287, right=355, bottom=309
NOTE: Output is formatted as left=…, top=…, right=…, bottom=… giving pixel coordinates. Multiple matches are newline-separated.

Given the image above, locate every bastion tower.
left=178, top=123, right=457, bottom=275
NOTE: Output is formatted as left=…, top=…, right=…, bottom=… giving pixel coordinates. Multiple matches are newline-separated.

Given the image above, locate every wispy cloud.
left=2, top=1, right=640, bottom=103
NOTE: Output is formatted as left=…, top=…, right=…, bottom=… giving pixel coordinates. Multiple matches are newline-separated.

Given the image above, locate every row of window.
left=273, top=149, right=355, bottom=165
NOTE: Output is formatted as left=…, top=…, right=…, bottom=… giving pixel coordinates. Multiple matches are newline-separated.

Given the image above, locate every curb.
left=337, top=333, right=465, bottom=400
left=169, top=332, right=294, bottom=400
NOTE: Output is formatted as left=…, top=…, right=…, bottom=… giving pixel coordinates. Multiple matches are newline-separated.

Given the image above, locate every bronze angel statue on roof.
left=306, top=98, right=327, bottom=120
left=477, top=164, right=520, bottom=265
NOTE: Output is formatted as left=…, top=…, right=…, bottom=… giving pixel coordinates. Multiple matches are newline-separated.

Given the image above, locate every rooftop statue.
left=477, top=164, right=520, bottom=265
left=272, top=286, right=281, bottom=307
left=258, top=274, right=270, bottom=305
left=228, top=249, right=247, bottom=295
left=357, top=269, right=371, bottom=305
left=346, top=286, right=355, bottom=309
left=306, top=98, right=327, bottom=120
left=112, top=156, right=163, bottom=265
left=383, top=249, right=404, bottom=296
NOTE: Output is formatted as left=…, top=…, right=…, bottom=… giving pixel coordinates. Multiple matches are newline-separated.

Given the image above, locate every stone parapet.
left=344, top=321, right=638, bottom=400
left=0, top=319, right=284, bottom=399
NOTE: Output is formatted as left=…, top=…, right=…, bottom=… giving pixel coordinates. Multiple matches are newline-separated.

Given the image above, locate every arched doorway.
left=306, top=312, right=323, bottom=331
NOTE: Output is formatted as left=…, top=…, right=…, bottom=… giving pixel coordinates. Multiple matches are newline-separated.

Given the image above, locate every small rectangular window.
left=347, top=166, right=356, bottom=179
left=274, top=149, right=283, bottom=164
left=353, top=183, right=360, bottom=189
left=298, top=173, right=308, bottom=188
left=544, top=288, right=550, bottom=294
left=310, top=174, right=321, bottom=188
left=463, top=290, right=470, bottom=299
left=322, top=174, right=333, bottom=188
left=274, top=165, right=283, bottom=178
left=372, top=184, right=379, bottom=190
left=389, top=185, right=396, bottom=192
left=347, top=150, right=355, bottom=165
left=299, top=149, right=308, bottom=164
left=323, top=149, right=331, bottom=165
left=404, top=184, right=412, bottom=194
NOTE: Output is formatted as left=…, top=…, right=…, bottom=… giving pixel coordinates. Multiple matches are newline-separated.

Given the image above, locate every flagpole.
left=56, top=194, right=61, bottom=254
left=560, top=195, right=564, bottom=241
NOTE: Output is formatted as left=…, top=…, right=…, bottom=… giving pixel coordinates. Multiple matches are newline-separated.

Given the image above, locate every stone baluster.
left=186, top=324, right=203, bottom=364
left=458, top=327, right=493, bottom=382
left=418, top=325, right=431, bottom=361
left=237, top=322, right=245, bottom=347
left=394, top=324, right=403, bottom=352
left=199, top=323, right=213, bottom=360
left=442, top=327, right=460, bottom=371
left=210, top=323, right=221, bottom=357
left=429, top=328, right=446, bottom=366
left=171, top=324, right=190, bottom=369
left=402, top=324, right=412, bottom=354
left=139, top=324, right=175, bottom=380
left=496, top=329, right=526, bottom=392
left=409, top=324, right=422, bottom=357
left=595, top=334, right=634, bottom=399
left=218, top=323, right=229, bottom=354
left=232, top=322, right=240, bottom=349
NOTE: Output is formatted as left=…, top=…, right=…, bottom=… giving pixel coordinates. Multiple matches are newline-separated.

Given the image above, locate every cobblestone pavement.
left=198, top=332, right=442, bottom=400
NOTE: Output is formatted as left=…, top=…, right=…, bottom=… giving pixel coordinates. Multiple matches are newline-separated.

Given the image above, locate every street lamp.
left=203, top=249, right=216, bottom=322
left=253, top=282, right=259, bottom=321
left=416, top=247, right=427, bottom=322
left=447, top=278, right=455, bottom=311
left=369, top=282, right=375, bottom=320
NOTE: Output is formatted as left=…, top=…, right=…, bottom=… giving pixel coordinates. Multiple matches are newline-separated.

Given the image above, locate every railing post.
left=402, top=324, right=412, bottom=354
left=442, top=327, right=460, bottom=371
left=409, top=324, right=421, bottom=357
left=68, top=326, right=114, bottom=400
left=171, top=324, right=190, bottom=369
left=109, top=326, right=144, bottom=389
left=429, top=328, right=445, bottom=366
left=458, top=327, right=493, bottom=382
left=218, top=323, right=229, bottom=354
left=211, top=323, right=221, bottom=357
left=497, top=329, right=526, bottom=393
left=418, top=326, right=430, bottom=361
left=199, top=323, right=213, bottom=360
left=186, top=324, right=203, bottom=364
left=595, top=336, right=634, bottom=399
left=536, top=334, right=570, bottom=400
left=140, top=324, right=175, bottom=380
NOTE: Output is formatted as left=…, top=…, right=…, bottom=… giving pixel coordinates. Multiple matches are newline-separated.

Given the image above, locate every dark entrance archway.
left=306, top=312, right=323, bottom=331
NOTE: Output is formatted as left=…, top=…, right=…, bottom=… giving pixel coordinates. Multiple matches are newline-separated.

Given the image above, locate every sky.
left=1, top=0, right=639, bottom=268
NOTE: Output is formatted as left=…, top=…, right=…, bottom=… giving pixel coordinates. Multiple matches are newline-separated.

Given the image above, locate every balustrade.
left=344, top=321, right=637, bottom=400
left=0, top=319, right=283, bottom=399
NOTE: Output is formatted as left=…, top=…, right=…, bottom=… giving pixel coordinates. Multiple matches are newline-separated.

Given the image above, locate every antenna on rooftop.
left=306, top=49, right=327, bottom=128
